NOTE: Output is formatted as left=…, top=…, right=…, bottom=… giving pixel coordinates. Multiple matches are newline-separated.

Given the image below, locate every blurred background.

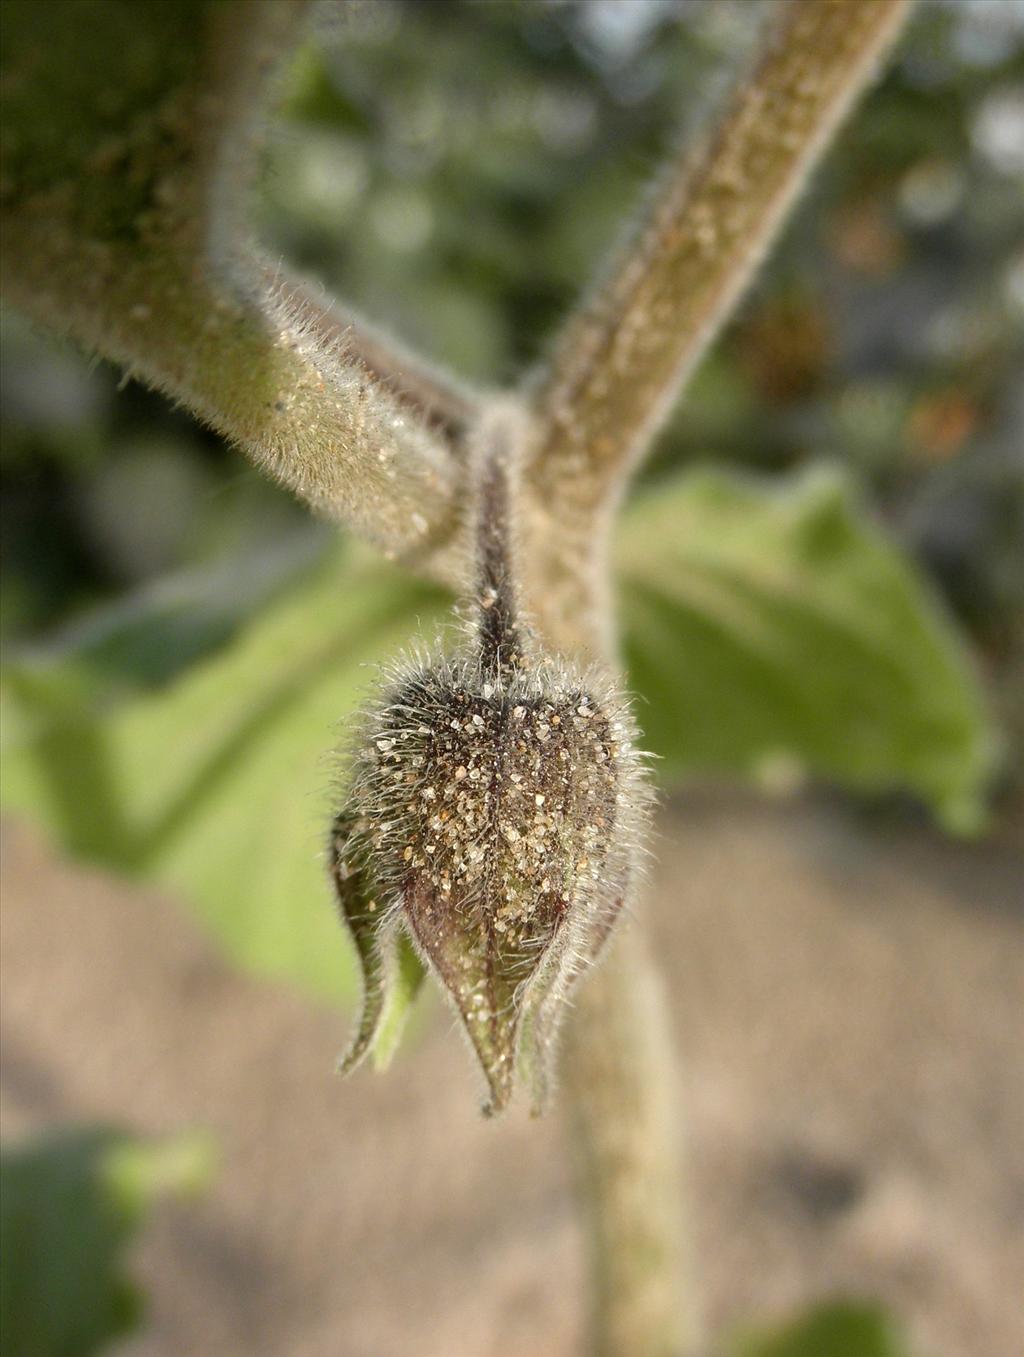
left=2, top=2, right=1022, bottom=1355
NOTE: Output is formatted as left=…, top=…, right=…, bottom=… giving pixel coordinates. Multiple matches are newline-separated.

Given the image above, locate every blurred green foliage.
left=3, top=546, right=444, bottom=1001
left=0, top=1128, right=213, bottom=1357
left=731, top=1299, right=910, bottom=1357
left=619, top=468, right=996, bottom=832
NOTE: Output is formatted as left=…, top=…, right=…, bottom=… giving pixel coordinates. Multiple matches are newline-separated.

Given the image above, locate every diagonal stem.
left=520, top=0, right=912, bottom=648
left=0, top=0, right=472, bottom=565
left=265, top=265, right=480, bottom=447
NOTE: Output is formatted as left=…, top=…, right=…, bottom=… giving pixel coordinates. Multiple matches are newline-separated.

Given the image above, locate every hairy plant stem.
left=517, top=432, right=693, bottom=1350
left=521, top=0, right=912, bottom=646
left=0, top=0, right=472, bottom=563
left=564, top=928, right=696, bottom=1357
left=519, top=548, right=696, bottom=1355
left=265, top=265, right=479, bottom=447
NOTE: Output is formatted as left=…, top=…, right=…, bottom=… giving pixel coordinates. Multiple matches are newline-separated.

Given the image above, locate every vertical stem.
left=531, top=575, right=698, bottom=1354
left=563, top=927, right=698, bottom=1357
left=473, top=411, right=525, bottom=678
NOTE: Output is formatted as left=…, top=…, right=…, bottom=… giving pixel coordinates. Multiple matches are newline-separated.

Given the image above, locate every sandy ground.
left=2, top=790, right=1022, bottom=1357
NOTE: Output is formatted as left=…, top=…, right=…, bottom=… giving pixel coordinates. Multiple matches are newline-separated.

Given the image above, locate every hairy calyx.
left=331, top=415, right=649, bottom=1114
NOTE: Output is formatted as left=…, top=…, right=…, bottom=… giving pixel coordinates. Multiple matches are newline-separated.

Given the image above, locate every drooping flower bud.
left=331, top=411, right=651, bottom=1113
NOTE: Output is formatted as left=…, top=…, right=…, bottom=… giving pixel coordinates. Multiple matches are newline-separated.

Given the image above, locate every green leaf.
left=329, top=808, right=422, bottom=1076
left=372, top=934, right=429, bottom=1072
left=0, top=1127, right=214, bottom=1357
left=730, top=1299, right=911, bottom=1357
left=1, top=544, right=447, bottom=1004
left=618, top=467, right=999, bottom=831
left=17, top=529, right=331, bottom=693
